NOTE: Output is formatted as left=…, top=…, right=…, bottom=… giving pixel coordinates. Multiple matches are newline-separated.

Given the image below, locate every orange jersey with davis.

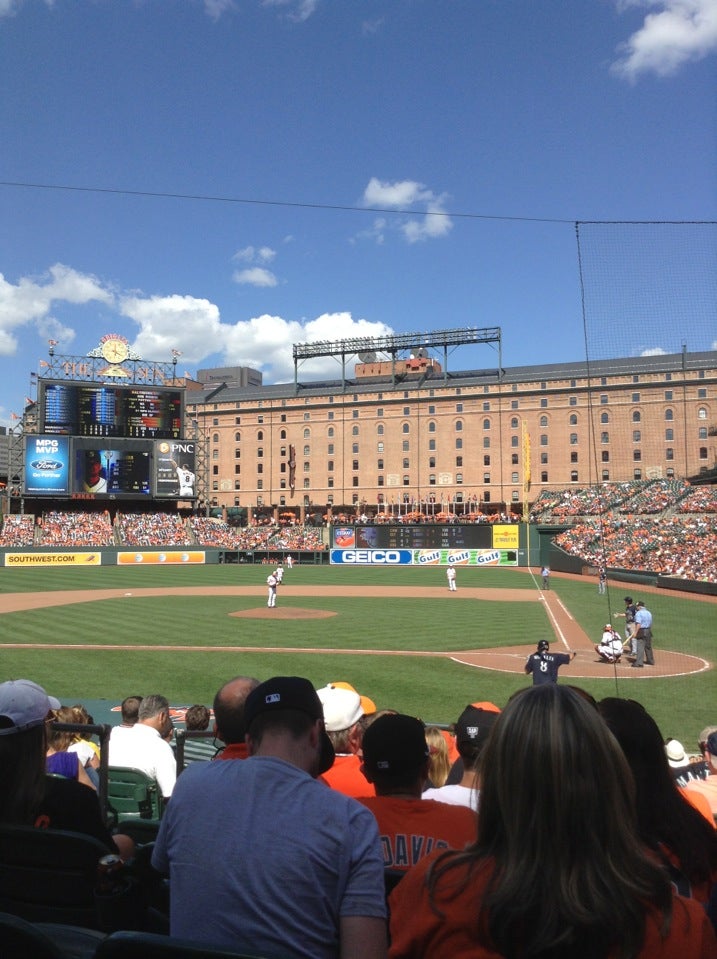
left=358, top=795, right=476, bottom=871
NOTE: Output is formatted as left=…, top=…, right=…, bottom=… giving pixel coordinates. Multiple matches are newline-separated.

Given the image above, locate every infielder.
left=446, top=564, right=457, bottom=591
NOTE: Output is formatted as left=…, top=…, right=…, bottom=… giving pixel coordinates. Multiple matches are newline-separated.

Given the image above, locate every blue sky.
left=1, top=0, right=715, bottom=425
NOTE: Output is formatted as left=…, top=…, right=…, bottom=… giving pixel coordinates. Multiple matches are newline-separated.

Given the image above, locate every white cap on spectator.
left=665, top=739, right=686, bottom=767
left=316, top=685, right=363, bottom=732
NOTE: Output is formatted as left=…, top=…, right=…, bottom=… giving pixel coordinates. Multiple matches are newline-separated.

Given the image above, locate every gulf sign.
left=415, top=550, right=442, bottom=565
left=330, top=549, right=413, bottom=565
left=474, top=549, right=502, bottom=566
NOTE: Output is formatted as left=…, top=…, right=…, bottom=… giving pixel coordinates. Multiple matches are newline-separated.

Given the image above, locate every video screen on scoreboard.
left=39, top=382, right=183, bottom=439
left=353, top=524, right=494, bottom=550
left=154, top=440, right=197, bottom=499
left=73, top=439, right=151, bottom=497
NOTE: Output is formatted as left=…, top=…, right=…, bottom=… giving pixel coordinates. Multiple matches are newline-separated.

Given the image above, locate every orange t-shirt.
left=320, top=753, right=372, bottom=799
left=358, top=795, right=476, bottom=871
left=388, top=852, right=717, bottom=959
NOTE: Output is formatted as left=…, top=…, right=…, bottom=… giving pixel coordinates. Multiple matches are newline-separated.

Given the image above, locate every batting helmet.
left=537, top=640, right=550, bottom=652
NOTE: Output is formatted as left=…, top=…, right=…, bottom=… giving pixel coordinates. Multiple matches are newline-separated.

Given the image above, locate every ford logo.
left=30, top=459, right=63, bottom=470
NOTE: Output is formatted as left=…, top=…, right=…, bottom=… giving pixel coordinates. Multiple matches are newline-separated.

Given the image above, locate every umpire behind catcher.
left=525, top=640, right=576, bottom=686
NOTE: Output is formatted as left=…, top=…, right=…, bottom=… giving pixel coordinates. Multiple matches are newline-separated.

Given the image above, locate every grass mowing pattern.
left=0, top=564, right=713, bottom=745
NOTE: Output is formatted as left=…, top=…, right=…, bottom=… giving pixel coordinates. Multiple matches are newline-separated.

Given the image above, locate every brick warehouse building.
left=184, top=339, right=716, bottom=520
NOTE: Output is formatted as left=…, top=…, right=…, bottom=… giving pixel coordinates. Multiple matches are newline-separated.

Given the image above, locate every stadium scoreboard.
left=354, top=524, right=494, bottom=549
left=39, top=381, right=182, bottom=439
left=25, top=380, right=195, bottom=500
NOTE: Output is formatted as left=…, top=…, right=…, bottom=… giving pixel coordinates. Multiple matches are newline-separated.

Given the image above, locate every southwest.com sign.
left=5, top=552, right=101, bottom=566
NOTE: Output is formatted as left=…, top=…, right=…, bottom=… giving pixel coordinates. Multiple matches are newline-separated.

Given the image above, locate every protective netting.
left=563, top=222, right=716, bottom=695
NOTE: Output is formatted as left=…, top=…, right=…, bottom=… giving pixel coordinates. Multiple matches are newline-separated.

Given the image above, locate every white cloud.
left=2, top=264, right=394, bottom=386
left=232, top=246, right=279, bottom=284
left=36, top=315, right=76, bottom=349
left=119, top=293, right=224, bottom=365
left=203, top=0, right=236, bottom=19
left=641, top=346, right=668, bottom=355
left=362, top=17, right=385, bottom=36
left=119, top=289, right=392, bottom=383
left=232, top=267, right=279, bottom=287
left=360, top=177, right=453, bottom=244
left=262, top=0, right=319, bottom=22
left=612, top=0, right=717, bottom=79
left=233, top=245, right=276, bottom=264
left=0, top=264, right=113, bottom=356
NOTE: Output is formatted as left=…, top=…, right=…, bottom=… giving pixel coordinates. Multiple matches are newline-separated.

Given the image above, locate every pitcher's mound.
left=232, top=607, right=337, bottom=620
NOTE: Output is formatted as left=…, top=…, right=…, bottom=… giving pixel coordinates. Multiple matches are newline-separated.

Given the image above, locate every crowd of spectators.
left=615, top=479, right=690, bottom=515
left=116, top=512, right=192, bottom=547
left=38, top=510, right=115, bottom=547
left=678, top=485, right=717, bottom=513
left=268, top=525, right=326, bottom=551
left=529, top=481, right=645, bottom=522
left=188, top=516, right=244, bottom=548
left=530, top=479, right=712, bottom=523
left=555, top=515, right=717, bottom=583
left=0, top=512, right=36, bottom=546
left=4, top=675, right=714, bottom=956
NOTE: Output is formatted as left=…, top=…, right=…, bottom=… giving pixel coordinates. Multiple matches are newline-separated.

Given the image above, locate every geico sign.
left=332, top=549, right=411, bottom=564
left=345, top=549, right=402, bottom=563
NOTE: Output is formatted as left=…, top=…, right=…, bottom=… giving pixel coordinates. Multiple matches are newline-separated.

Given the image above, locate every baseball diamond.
left=0, top=580, right=707, bottom=680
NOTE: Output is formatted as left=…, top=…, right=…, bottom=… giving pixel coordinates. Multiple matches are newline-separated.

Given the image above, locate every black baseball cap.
left=362, top=713, right=429, bottom=775
left=624, top=596, right=633, bottom=603
left=455, top=705, right=500, bottom=756
left=244, top=676, right=335, bottom=774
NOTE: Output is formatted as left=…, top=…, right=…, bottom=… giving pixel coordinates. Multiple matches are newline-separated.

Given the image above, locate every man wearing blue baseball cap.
left=152, top=676, right=387, bottom=959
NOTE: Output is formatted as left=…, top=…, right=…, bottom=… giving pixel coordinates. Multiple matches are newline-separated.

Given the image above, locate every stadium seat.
left=0, top=911, right=73, bottom=959
left=94, top=929, right=286, bottom=958
left=0, top=825, right=108, bottom=928
left=107, top=767, right=164, bottom=840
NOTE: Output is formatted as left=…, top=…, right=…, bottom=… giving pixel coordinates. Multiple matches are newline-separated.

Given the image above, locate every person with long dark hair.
left=388, top=685, right=716, bottom=958
left=598, top=696, right=717, bottom=908
left=0, top=679, right=133, bottom=860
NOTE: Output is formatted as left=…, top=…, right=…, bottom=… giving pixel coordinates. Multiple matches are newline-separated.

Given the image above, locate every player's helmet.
left=537, top=640, right=549, bottom=652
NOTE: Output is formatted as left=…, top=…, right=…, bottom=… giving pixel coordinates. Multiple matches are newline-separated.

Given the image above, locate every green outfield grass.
left=0, top=563, right=714, bottom=746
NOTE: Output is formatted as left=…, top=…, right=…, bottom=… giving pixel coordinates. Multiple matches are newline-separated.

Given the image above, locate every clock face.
left=101, top=338, right=129, bottom=363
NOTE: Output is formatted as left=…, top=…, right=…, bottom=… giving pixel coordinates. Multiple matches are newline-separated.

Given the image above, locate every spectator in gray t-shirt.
left=152, top=676, right=387, bottom=959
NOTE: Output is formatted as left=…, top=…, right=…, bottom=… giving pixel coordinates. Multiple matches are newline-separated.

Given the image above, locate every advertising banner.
left=155, top=441, right=197, bottom=498
left=413, top=548, right=518, bottom=567
left=330, top=549, right=414, bottom=565
left=24, top=436, right=70, bottom=495
left=4, top=552, right=101, bottom=567
left=492, top=525, right=520, bottom=549
left=117, top=551, right=206, bottom=565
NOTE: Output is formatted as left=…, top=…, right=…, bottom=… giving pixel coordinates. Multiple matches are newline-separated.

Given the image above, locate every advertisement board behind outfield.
left=330, top=549, right=413, bottom=565
left=330, top=549, right=517, bottom=566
